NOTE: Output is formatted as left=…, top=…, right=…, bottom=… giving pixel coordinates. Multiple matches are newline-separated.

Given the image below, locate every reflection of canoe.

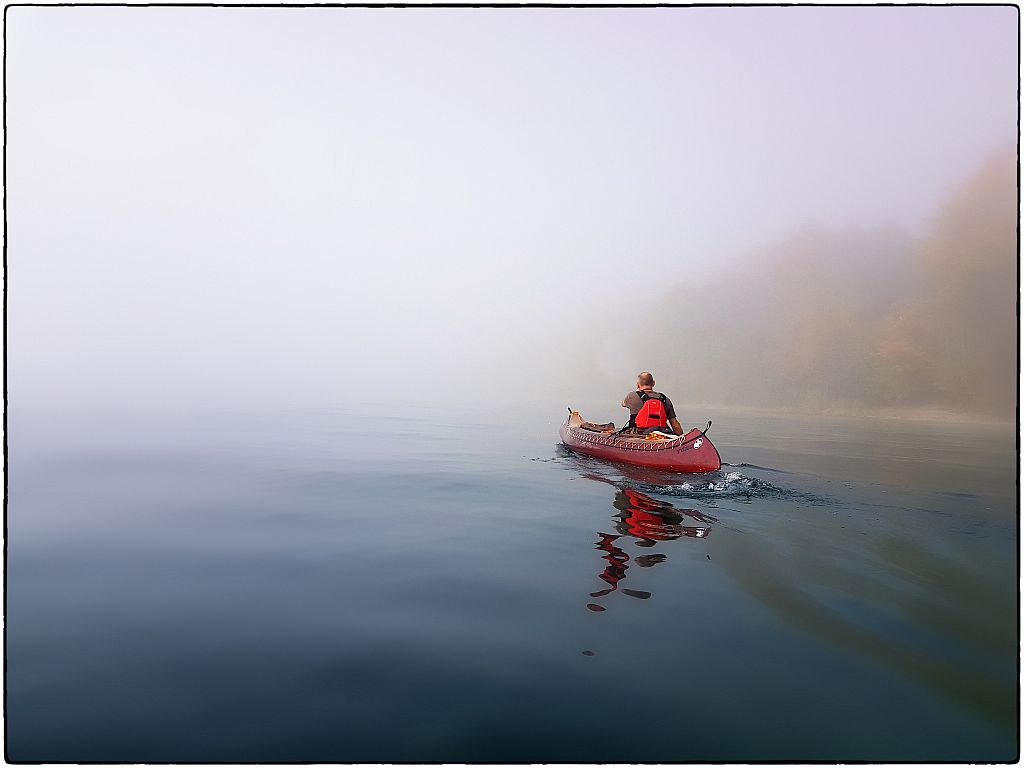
left=560, top=410, right=722, bottom=473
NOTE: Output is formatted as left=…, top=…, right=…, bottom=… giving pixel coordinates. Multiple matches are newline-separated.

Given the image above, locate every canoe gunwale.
left=564, top=425, right=705, bottom=452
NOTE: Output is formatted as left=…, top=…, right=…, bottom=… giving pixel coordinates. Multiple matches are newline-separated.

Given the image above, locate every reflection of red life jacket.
left=619, top=489, right=681, bottom=541
left=634, top=391, right=668, bottom=430
left=623, top=488, right=665, bottom=512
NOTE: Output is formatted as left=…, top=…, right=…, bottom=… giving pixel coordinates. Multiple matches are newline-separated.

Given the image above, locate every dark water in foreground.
left=7, top=405, right=1018, bottom=762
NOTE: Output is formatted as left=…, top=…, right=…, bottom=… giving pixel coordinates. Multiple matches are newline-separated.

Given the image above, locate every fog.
left=6, top=6, right=1018, bottom=420
left=568, top=147, right=1017, bottom=420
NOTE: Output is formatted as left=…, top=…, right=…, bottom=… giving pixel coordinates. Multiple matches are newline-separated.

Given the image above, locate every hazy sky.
left=6, top=6, right=1018, bottom=411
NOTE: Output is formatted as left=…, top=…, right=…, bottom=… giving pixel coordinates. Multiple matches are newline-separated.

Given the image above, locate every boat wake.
left=554, top=446, right=832, bottom=505
left=653, top=471, right=832, bottom=505
left=723, top=461, right=789, bottom=474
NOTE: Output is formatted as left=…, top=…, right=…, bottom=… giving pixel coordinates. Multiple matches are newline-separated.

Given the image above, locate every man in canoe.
left=621, top=371, right=684, bottom=436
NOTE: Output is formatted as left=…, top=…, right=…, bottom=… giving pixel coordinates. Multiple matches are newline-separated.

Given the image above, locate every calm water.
left=7, top=404, right=1018, bottom=762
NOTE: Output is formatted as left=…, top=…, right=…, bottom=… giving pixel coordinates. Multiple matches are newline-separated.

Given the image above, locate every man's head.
left=637, top=371, right=655, bottom=389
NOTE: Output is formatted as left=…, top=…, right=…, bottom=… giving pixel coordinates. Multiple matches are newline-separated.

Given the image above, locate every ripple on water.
left=652, top=471, right=834, bottom=505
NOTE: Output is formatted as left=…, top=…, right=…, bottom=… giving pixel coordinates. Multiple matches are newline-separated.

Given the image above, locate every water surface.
left=7, top=405, right=1018, bottom=761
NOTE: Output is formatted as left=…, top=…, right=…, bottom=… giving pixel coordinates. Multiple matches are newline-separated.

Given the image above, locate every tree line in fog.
left=577, top=149, right=1016, bottom=418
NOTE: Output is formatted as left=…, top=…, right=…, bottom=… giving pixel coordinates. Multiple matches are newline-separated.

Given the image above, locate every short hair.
left=637, top=371, right=655, bottom=387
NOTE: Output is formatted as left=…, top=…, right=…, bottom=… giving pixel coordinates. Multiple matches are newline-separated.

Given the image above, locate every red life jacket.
left=633, top=390, right=668, bottom=429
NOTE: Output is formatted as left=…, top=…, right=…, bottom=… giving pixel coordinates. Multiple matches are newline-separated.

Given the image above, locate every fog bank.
left=567, top=149, right=1017, bottom=420
left=6, top=7, right=1017, bottom=419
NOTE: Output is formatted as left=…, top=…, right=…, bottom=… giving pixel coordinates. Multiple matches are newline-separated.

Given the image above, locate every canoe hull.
left=560, top=419, right=722, bottom=474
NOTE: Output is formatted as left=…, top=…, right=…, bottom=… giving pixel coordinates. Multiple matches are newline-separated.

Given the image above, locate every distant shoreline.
left=685, top=402, right=1015, bottom=428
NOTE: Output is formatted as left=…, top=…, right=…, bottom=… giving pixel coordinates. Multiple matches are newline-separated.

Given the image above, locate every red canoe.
left=560, top=410, right=722, bottom=473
